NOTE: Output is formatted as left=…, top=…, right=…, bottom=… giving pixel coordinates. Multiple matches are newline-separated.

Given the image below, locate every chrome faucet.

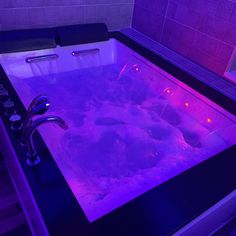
left=21, top=95, right=50, bottom=146
left=25, top=115, right=68, bottom=166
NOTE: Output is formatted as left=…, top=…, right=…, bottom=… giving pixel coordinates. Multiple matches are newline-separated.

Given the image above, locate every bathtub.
left=0, top=32, right=236, bottom=236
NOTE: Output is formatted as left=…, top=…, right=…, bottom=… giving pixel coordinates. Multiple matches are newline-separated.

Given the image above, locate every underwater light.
left=164, top=88, right=173, bottom=95
left=207, top=117, right=212, bottom=123
left=185, top=101, right=189, bottom=107
left=133, top=64, right=140, bottom=72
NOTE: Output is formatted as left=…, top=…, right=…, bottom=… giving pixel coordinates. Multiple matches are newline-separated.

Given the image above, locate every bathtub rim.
left=0, top=31, right=235, bottom=236
left=109, top=32, right=236, bottom=116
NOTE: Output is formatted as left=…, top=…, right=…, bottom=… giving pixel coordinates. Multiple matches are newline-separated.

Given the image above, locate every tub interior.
left=1, top=39, right=236, bottom=222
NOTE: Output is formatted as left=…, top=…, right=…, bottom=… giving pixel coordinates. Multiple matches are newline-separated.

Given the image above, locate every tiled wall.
left=0, top=0, right=134, bottom=31
left=133, top=0, right=236, bottom=76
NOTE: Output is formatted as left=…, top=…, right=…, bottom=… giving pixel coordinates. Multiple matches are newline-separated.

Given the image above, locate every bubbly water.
left=11, top=63, right=234, bottom=221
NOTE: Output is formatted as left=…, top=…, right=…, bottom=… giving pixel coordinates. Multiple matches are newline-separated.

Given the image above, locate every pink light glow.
left=164, top=87, right=173, bottom=95
left=207, top=117, right=212, bottom=123
left=185, top=101, right=189, bottom=108
left=133, top=64, right=140, bottom=72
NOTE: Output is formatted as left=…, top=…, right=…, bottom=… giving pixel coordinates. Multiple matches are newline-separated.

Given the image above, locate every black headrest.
left=0, top=28, right=56, bottom=53
left=55, top=23, right=109, bottom=46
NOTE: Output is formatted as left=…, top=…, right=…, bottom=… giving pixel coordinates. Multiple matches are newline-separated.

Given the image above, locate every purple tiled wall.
left=133, top=0, right=236, bottom=76
left=0, top=0, right=134, bottom=31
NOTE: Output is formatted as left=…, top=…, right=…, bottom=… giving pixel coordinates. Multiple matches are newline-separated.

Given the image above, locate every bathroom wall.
left=0, top=0, right=134, bottom=31
left=133, top=0, right=236, bottom=76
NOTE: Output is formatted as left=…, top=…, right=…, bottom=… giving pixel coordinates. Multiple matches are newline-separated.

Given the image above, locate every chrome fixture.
left=25, top=116, right=68, bottom=166
left=0, top=84, right=5, bottom=90
left=0, top=89, right=9, bottom=102
left=21, top=95, right=50, bottom=146
left=72, top=48, right=100, bottom=57
left=3, top=100, right=15, bottom=116
left=10, top=114, right=22, bottom=131
left=25, top=54, right=59, bottom=63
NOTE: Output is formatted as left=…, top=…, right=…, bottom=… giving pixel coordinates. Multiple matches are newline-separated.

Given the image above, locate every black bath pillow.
left=0, top=28, right=56, bottom=53
left=55, top=23, right=109, bottom=46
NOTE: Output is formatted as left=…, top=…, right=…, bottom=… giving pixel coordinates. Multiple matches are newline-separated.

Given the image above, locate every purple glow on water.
left=10, top=61, right=236, bottom=222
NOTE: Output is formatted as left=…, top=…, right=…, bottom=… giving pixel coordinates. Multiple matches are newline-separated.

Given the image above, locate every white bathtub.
left=0, top=38, right=236, bottom=234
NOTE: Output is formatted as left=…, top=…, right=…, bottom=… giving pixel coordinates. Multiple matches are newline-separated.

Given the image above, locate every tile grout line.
left=159, top=0, right=169, bottom=44
left=0, top=3, right=134, bottom=10
left=123, top=29, right=236, bottom=101
left=165, top=16, right=235, bottom=48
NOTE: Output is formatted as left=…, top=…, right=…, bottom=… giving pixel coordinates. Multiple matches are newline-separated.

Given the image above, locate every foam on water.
left=10, top=63, right=235, bottom=221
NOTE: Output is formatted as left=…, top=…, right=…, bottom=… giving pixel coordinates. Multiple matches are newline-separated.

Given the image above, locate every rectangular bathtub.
left=1, top=38, right=236, bottom=223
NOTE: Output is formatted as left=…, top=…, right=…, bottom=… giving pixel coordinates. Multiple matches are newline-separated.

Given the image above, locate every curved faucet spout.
left=29, top=115, right=68, bottom=131
left=26, top=115, right=68, bottom=166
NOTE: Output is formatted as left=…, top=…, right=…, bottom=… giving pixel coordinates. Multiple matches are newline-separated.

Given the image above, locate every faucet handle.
left=21, top=95, right=50, bottom=146
left=27, top=95, right=49, bottom=114
left=3, top=100, right=15, bottom=116
left=27, top=151, right=40, bottom=166
left=10, top=114, right=23, bottom=131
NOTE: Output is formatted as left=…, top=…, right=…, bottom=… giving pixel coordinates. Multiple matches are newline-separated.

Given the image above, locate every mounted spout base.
left=27, top=152, right=40, bottom=166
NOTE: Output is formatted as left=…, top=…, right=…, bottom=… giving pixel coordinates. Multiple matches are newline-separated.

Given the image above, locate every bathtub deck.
left=212, top=216, right=236, bottom=236
left=0, top=155, right=31, bottom=236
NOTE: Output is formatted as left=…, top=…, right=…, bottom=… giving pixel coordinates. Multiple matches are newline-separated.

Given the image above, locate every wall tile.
left=199, top=16, right=234, bottom=44
left=161, top=19, right=196, bottom=57
left=133, top=0, right=236, bottom=76
left=167, top=3, right=203, bottom=30
left=216, top=43, right=234, bottom=62
left=0, top=9, right=16, bottom=26
left=187, top=0, right=220, bottom=17
left=132, top=5, right=164, bottom=41
left=84, top=3, right=133, bottom=31
left=224, top=25, right=236, bottom=45
left=28, top=7, right=46, bottom=27
left=216, top=0, right=235, bottom=21
left=14, top=8, right=30, bottom=26
left=0, top=1, right=13, bottom=8
left=0, top=0, right=134, bottom=31
left=136, top=0, right=168, bottom=17
left=193, top=32, right=220, bottom=57
left=187, top=48, right=228, bottom=75
left=230, top=4, right=236, bottom=23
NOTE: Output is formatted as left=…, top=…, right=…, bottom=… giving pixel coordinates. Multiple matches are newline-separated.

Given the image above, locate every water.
left=11, top=63, right=235, bottom=222
left=75, top=51, right=101, bottom=69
